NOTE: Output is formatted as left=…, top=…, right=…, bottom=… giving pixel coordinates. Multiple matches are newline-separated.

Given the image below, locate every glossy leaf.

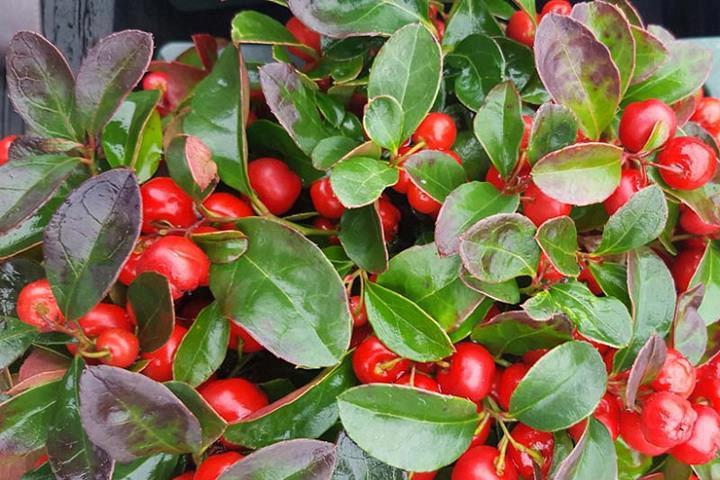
left=536, top=216, right=580, bottom=276
left=164, top=381, right=226, bottom=451
left=510, top=341, right=607, bottom=432
left=75, top=30, right=153, bottom=134
left=367, top=23, right=442, bottom=141
left=589, top=262, right=631, bottom=308
left=0, top=317, right=36, bottom=371
left=0, top=380, right=59, bottom=455
left=512, top=0, right=536, bottom=18
left=673, top=284, right=707, bottom=365
left=225, top=356, right=355, bottom=448
left=435, top=182, right=519, bottom=256
left=248, top=120, right=321, bottom=185
left=127, top=272, right=175, bottom=352
left=459, top=213, right=540, bottom=283
left=79, top=365, right=202, bottom=462
left=111, top=454, right=178, bottom=480
left=44, top=169, right=141, bottom=320
left=631, top=26, right=669, bottom=85
left=690, top=242, right=720, bottom=325
left=166, top=135, right=217, bottom=202
left=527, top=103, right=579, bottom=165
left=332, top=431, right=406, bottom=480
left=312, top=136, right=364, bottom=171
left=534, top=15, right=621, bottom=140
left=338, top=204, right=388, bottom=274
left=472, top=81, right=523, bottom=177
left=443, top=0, right=502, bottom=48
left=220, top=439, right=336, bottom=480
left=625, top=335, right=667, bottom=407
left=0, top=259, right=44, bottom=317
left=553, top=418, right=617, bottom=480
left=532, top=143, right=623, bottom=206
left=462, top=273, right=520, bottom=305
left=191, top=230, right=248, bottom=264
left=330, top=157, right=398, bottom=208
left=594, top=186, right=668, bottom=256
left=471, top=311, right=572, bottom=356
left=231, top=10, right=316, bottom=58
left=446, top=35, right=505, bottom=111
left=404, top=150, right=466, bottom=202
left=364, top=282, right=453, bottom=362
left=211, top=217, right=351, bottom=368
left=338, top=385, right=478, bottom=471
left=173, top=303, right=229, bottom=387
left=616, top=439, right=652, bottom=480
left=6, top=32, right=78, bottom=140
left=363, top=96, right=404, bottom=153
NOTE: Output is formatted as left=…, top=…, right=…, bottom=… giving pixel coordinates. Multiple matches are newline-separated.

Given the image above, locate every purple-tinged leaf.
left=553, top=418, right=617, bottom=480
left=631, top=26, right=669, bottom=85
left=148, top=61, right=206, bottom=108
left=404, top=150, right=466, bottom=202
left=127, top=272, right=175, bottom=352
left=471, top=310, right=572, bottom=356
left=164, top=381, right=226, bottom=452
left=534, top=14, right=621, bottom=140
left=648, top=168, right=720, bottom=227
left=673, top=284, right=707, bottom=366
left=75, top=30, right=153, bottom=135
left=44, top=169, right=141, bottom=320
left=625, top=335, right=667, bottom=408
left=606, top=0, right=644, bottom=27
left=5, top=31, right=78, bottom=140
left=219, top=439, right=336, bottom=480
left=0, top=380, right=59, bottom=455
left=166, top=135, right=218, bottom=202
left=333, top=431, right=405, bottom=480
left=192, top=34, right=218, bottom=71
left=79, top=365, right=202, bottom=463
left=8, top=136, right=83, bottom=163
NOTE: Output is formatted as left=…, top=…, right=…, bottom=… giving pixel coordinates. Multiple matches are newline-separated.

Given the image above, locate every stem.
left=391, top=140, right=426, bottom=167
left=80, top=349, right=110, bottom=359
left=498, top=420, right=546, bottom=466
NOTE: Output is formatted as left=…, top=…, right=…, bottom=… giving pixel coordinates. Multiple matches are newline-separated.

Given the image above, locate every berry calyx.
left=78, top=303, right=133, bottom=337
left=407, top=183, right=442, bottom=216
left=0, top=134, right=17, bottom=165
left=619, top=99, right=677, bottom=153
left=16, top=279, right=64, bottom=332
left=352, top=335, right=411, bottom=384
left=507, top=423, right=554, bottom=478
left=310, top=177, right=345, bottom=219
left=247, top=157, right=302, bottom=215
left=203, top=192, right=253, bottom=229
left=437, top=342, right=496, bottom=403
left=679, top=204, right=720, bottom=235
left=285, top=17, right=321, bottom=64
left=651, top=348, right=697, bottom=398
left=452, top=446, right=518, bottom=480
left=198, top=378, right=269, bottom=423
left=656, top=137, right=718, bottom=191
left=496, top=363, right=529, bottom=411
left=669, top=404, right=720, bottom=465
left=640, top=391, right=697, bottom=449
left=95, top=328, right=139, bottom=368
left=412, top=113, right=457, bottom=150
left=194, top=452, right=244, bottom=480
left=507, top=11, right=536, bottom=49
left=141, top=324, right=187, bottom=381
left=521, top=182, right=572, bottom=227
left=603, top=168, right=646, bottom=215
left=140, top=177, right=197, bottom=234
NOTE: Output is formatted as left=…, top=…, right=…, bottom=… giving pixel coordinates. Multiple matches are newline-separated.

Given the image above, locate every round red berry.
left=78, top=303, right=133, bottom=337
left=507, top=11, right=536, bottom=49
left=568, top=393, right=621, bottom=442
left=620, top=409, right=668, bottom=456
left=540, top=0, right=572, bottom=17
left=679, top=204, right=720, bottom=236
left=349, top=295, right=368, bottom=328
left=142, top=71, right=169, bottom=94
left=194, top=452, right=244, bottom=480
left=651, top=348, right=697, bottom=398
left=0, top=134, right=17, bottom=165
left=119, top=236, right=158, bottom=285
left=408, top=183, right=442, bottom=216
left=603, top=168, right=646, bottom=215
left=141, top=324, right=187, bottom=381
left=496, top=363, right=529, bottom=411
left=671, top=248, right=705, bottom=292
left=198, top=378, right=268, bottom=423
left=310, top=177, right=345, bottom=219
left=691, top=97, right=720, bottom=136
left=522, top=182, right=572, bottom=227
left=437, top=342, right=496, bottom=403
left=412, top=113, right=457, bottom=150
left=578, top=263, right=603, bottom=295
left=412, top=472, right=437, bottom=480
left=508, top=423, right=554, bottom=478
left=228, top=321, right=263, bottom=353
left=352, top=335, right=411, bottom=384
left=452, top=446, right=518, bottom=480
left=640, top=391, right=697, bottom=448
left=140, top=177, right=197, bottom=233
left=285, top=17, right=321, bottom=64
left=96, top=328, right=139, bottom=368
left=203, top=192, right=253, bottom=230
left=619, top=99, right=677, bottom=153
left=247, top=157, right=302, bottom=215
left=16, top=279, right=64, bottom=332
left=669, top=404, right=720, bottom=465
left=394, top=372, right=441, bottom=393
left=657, top=137, right=717, bottom=191
left=377, top=196, right=401, bottom=241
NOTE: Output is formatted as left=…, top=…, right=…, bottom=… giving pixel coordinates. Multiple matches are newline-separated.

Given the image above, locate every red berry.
left=657, top=137, right=717, bottom=190
left=352, top=335, right=411, bottom=384
left=651, top=348, right=697, bottom=398
left=310, top=177, right=345, bottom=219
left=135, top=236, right=210, bottom=299
left=679, top=204, right=720, bottom=236
left=198, top=378, right=268, bottom=423
left=432, top=18, right=445, bottom=42
left=640, top=391, right=697, bottom=448
left=349, top=295, right=368, bottom=328
left=408, top=183, right=442, bottom=216
left=142, top=71, right=169, bottom=94
left=691, top=97, right=720, bottom=136
left=140, top=177, right=197, bottom=233
left=691, top=356, right=720, bottom=412
left=507, top=11, right=536, bottom=49
left=203, top=192, right=253, bottom=230
left=413, top=472, right=437, bottom=480
left=572, top=330, right=610, bottom=355
left=620, top=409, right=668, bottom=456
left=443, top=149, right=463, bottom=165
left=619, top=100, right=677, bottom=153
left=522, top=182, right=572, bottom=227
left=540, top=0, right=572, bottom=17
left=16, top=279, right=64, bottom=332
left=412, top=113, right=457, bottom=150
left=603, top=168, right=646, bottom=215
left=285, top=17, right=321, bottom=63
left=194, top=452, right=244, bottom=480
left=228, top=321, right=263, bottom=353
left=141, top=324, right=187, bottom=381
left=538, top=253, right=564, bottom=284
left=395, top=372, right=441, bottom=393
left=247, top=157, right=302, bottom=215
left=568, top=394, right=621, bottom=442
left=377, top=196, right=401, bottom=241
left=96, top=328, right=139, bottom=368
left=394, top=169, right=412, bottom=194
left=0, top=134, right=17, bottom=165
left=578, top=263, right=603, bottom=295
left=521, top=349, right=548, bottom=366
left=508, top=423, right=554, bottom=478
left=671, top=248, right=705, bottom=292
left=497, top=363, right=529, bottom=411
left=669, top=404, right=720, bottom=465
left=78, top=303, right=133, bottom=337
left=486, top=165, right=506, bottom=191
left=119, top=236, right=158, bottom=285
left=452, top=446, right=518, bottom=480
left=437, top=343, right=496, bottom=403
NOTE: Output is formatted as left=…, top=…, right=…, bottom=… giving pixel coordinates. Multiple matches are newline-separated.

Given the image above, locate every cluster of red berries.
left=507, top=0, right=572, bottom=49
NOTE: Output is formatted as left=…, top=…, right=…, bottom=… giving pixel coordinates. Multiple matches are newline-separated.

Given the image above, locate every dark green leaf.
left=522, top=290, right=558, bottom=321
left=553, top=418, right=617, bottom=480
left=625, top=335, right=666, bottom=407
left=323, top=246, right=354, bottom=277
left=367, top=23, right=442, bottom=141
left=443, top=0, right=502, bottom=48
left=673, top=284, right=707, bottom=365
left=453, top=131, right=492, bottom=180
left=631, top=26, right=669, bottom=85
left=211, top=217, right=351, bottom=368
left=75, top=30, right=153, bottom=135
left=447, top=298, right=494, bottom=343
left=616, top=439, right=652, bottom=480
left=127, top=272, right=175, bottom=352
left=0, top=380, right=59, bottom=455
left=191, top=230, right=248, bottom=264
left=536, top=216, right=580, bottom=276
left=364, top=282, right=453, bottom=362
left=510, top=341, right=607, bottom=432
left=446, top=35, right=505, bottom=111
left=0, top=259, right=44, bottom=317
left=527, top=103, right=578, bottom=165
left=693, top=455, right=720, bottom=480
left=459, top=213, right=540, bottom=283
left=111, top=454, right=178, bottom=480
left=0, top=317, right=37, bottom=372
left=330, top=157, right=398, bottom=208
left=231, top=11, right=316, bottom=59
left=332, top=431, right=406, bottom=480
left=173, top=303, right=229, bottom=387
left=338, top=204, right=388, bottom=274
left=166, top=135, right=218, bottom=202
left=44, top=169, right=141, bottom=320
left=404, top=150, right=466, bottom=202
left=495, top=37, right=534, bottom=92
left=472, top=81, right=523, bottom=177
left=587, top=261, right=631, bottom=308
left=225, top=355, right=356, bottom=448
left=363, top=96, right=404, bottom=153
left=549, top=432, right=575, bottom=478
left=311, top=137, right=364, bottom=171
left=307, top=55, right=364, bottom=84
left=79, top=365, right=202, bottom=462
left=690, top=242, right=720, bottom=325
left=655, top=176, right=720, bottom=227
left=338, top=385, right=478, bottom=471
left=164, top=381, right=226, bottom=452
left=513, top=0, right=536, bottom=17
left=461, top=272, right=520, bottom=304
left=471, top=310, right=572, bottom=356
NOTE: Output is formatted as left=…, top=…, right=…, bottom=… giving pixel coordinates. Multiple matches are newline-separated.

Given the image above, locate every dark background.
left=0, top=0, right=716, bottom=136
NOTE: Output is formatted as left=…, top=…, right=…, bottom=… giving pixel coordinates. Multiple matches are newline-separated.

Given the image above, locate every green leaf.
left=6, top=32, right=78, bottom=140
left=191, top=230, right=248, bottom=264
left=588, top=262, right=631, bottom=308
left=47, top=357, right=113, bottom=479
left=330, top=157, right=398, bottom=208
left=532, top=143, right=623, bottom=206
left=404, top=151, right=467, bottom=203
left=173, top=303, right=229, bottom=387
left=673, top=285, right=707, bottom=365
left=453, top=131, right=492, bottom=180
left=510, top=341, right=607, bottom=432
left=364, top=96, right=404, bottom=153
left=471, top=310, right=572, bottom=356
left=0, top=259, right=43, bottom=317
left=553, top=418, right=617, bottom=480
left=625, top=335, right=666, bottom=407
left=377, top=244, right=485, bottom=331
left=690, top=242, right=720, bottom=325
left=225, top=355, right=356, bottom=448
left=442, top=0, right=502, bottom=48
left=79, top=365, right=202, bottom=462
left=127, top=272, right=175, bottom=352
left=368, top=23, right=442, bottom=141
left=324, top=246, right=355, bottom=277
left=44, top=169, right=142, bottom=320
left=459, top=213, right=540, bottom=283
left=185, top=45, right=253, bottom=196
left=446, top=35, right=505, bottom=111
left=364, top=282, right=453, bottom=362
left=461, top=273, right=520, bottom=305
left=536, top=216, right=580, bottom=276
left=338, top=204, right=388, bottom=274
left=472, top=81, right=523, bottom=177
left=231, top=11, right=316, bottom=59
left=0, top=317, right=36, bottom=372
left=527, top=103, right=578, bottom=165
left=613, top=248, right=676, bottom=371
left=337, top=385, right=478, bottom=471
left=616, top=439, right=652, bottom=480
left=0, top=380, right=59, bottom=455
left=0, top=155, right=83, bottom=235
left=166, top=135, right=218, bottom=202
left=111, top=454, right=178, bottom=480
left=631, top=26, right=670, bottom=85
left=692, top=455, right=720, bottom=480
left=435, top=182, right=519, bottom=255
left=332, top=431, right=405, bottom=480
left=219, top=439, right=337, bottom=480
left=534, top=15, right=621, bottom=140
left=164, top=381, right=226, bottom=452
left=512, top=0, right=536, bottom=18
left=74, top=30, right=153, bottom=135
left=211, top=217, right=351, bottom=368
left=287, top=0, right=429, bottom=38
left=654, top=175, right=720, bottom=227
left=594, top=186, right=668, bottom=256
left=311, top=136, right=364, bottom=171
left=496, top=37, right=535, bottom=92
